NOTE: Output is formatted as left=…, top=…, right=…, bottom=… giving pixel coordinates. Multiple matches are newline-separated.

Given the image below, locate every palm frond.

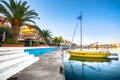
left=0, top=4, right=12, bottom=19
left=25, top=19, right=36, bottom=25
left=0, top=0, right=39, bottom=26
left=10, top=0, right=16, bottom=15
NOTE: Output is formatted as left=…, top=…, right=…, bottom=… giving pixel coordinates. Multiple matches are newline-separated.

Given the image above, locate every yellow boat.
left=68, top=50, right=110, bottom=58
left=69, top=12, right=110, bottom=58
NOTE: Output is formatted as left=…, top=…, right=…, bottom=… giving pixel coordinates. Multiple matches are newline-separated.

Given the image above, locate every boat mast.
left=80, top=11, right=83, bottom=50
left=71, top=24, right=78, bottom=45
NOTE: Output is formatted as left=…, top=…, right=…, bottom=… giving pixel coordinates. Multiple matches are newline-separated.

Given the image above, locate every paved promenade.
left=8, top=49, right=65, bottom=80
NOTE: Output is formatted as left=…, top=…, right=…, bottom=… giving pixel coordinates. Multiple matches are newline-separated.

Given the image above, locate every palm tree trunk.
left=41, top=37, right=44, bottom=43
left=11, top=25, right=20, bottom=43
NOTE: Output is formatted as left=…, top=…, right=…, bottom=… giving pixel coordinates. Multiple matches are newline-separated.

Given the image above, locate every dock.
left=8, top=49, right=65, bottom=80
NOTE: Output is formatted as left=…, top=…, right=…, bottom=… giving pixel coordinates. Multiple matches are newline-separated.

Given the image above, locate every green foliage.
left=18, top=41, right=25, bottom=44
left=53, top=37, right=58, bottom=45
left=4, top=38, right=15, bottom=44
left=0, top=26, right=12, bottom=38
left=57, top=36, right=64, bottom=43
left=40, top=29, right=52, bottom=44
left=33, top=41, right=39, bottom=46
left=53, top=36, right=64, bottom=46
left=3, top=38, right=25, bottom=44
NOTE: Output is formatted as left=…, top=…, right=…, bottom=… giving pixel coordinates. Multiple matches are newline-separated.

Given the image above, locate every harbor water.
left=64, top=48, right=120, bottom=80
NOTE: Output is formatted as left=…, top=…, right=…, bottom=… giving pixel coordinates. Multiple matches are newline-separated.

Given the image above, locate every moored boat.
left=68, top=50, right=110, bottom=58
left=68, top=12, right=110, bottom=58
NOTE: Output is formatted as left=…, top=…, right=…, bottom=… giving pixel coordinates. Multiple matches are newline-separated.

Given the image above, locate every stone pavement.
left=8, top=49, right=65, bottom=80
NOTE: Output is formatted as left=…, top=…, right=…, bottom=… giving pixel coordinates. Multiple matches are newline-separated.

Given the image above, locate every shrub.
left=0, top=26, right=12, bottom=38
left=33, top=41, right=39, bottom=46
left=3, top=38, right=15, bottom=44
left=18, top=41, right=25, bottom=44
left=3, top=38, right=25, bottom=44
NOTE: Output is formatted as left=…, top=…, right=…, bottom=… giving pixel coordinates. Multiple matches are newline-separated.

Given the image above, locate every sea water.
left=64, top=48, right=120, bottom=80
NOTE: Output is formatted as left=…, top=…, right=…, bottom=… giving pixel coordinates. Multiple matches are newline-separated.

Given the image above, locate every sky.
left=2, top=0, right=120, bottom=45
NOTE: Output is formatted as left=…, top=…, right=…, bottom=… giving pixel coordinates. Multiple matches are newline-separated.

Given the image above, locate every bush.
left=3, top=38, right=15, bottom=44
left=33, top=41, right=39, bottom=46
left=0, top=26, right=12, bottom=38
left=18, top=41, right=25, bottom=44
left=3, top=38, right=25, bottom=44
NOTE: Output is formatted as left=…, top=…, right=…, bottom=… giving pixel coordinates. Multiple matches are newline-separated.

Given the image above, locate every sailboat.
left=68, top=11, right=110, bottom=58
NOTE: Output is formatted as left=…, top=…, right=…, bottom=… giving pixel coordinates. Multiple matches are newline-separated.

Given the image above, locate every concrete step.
left=0, top=57, right=39, bottom=80
left=0, top=55, right=34, bottom=70
left=0, top=52, right=29, bottom=61
left=0, top=47, right=25, bottom=52
left=0, top=47, right=39, bottom=80
left=0, top=50, right=24, bottom=56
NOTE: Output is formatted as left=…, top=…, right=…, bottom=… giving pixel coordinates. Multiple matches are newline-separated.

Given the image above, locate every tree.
left=53, top=36, right=64, bottom=46
left=0, top=26, right=12, bottom=38
left=0, top=0, right=39, bottom=43
left=40, top=29, right=52, bottom=44
left=57, top=36, right=64, bottom=45
left=53, top=37, right=58, bottom=46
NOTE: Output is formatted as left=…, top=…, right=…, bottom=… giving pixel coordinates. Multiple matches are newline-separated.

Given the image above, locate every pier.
left=8, top=49, right=65, bottom=80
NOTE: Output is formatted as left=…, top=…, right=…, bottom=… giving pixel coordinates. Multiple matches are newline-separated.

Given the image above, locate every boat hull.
left=68, top=50, right=110, bottom=58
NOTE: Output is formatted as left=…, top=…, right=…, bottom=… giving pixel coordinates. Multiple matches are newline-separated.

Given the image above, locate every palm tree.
left=0, top=0, right=39, bottom=43
left=40, top=29, right=52, bottom=44
left=53, top=36, right=64, bottom=46
left=53, top=37, right=58, bottom=46
left=57, top=36, right=64, bottom=46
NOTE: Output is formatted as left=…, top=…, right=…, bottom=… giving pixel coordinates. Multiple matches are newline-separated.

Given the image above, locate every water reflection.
left=64, top=49, right=120, bottom=80
left=69, top=56, right=118, bottom=62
